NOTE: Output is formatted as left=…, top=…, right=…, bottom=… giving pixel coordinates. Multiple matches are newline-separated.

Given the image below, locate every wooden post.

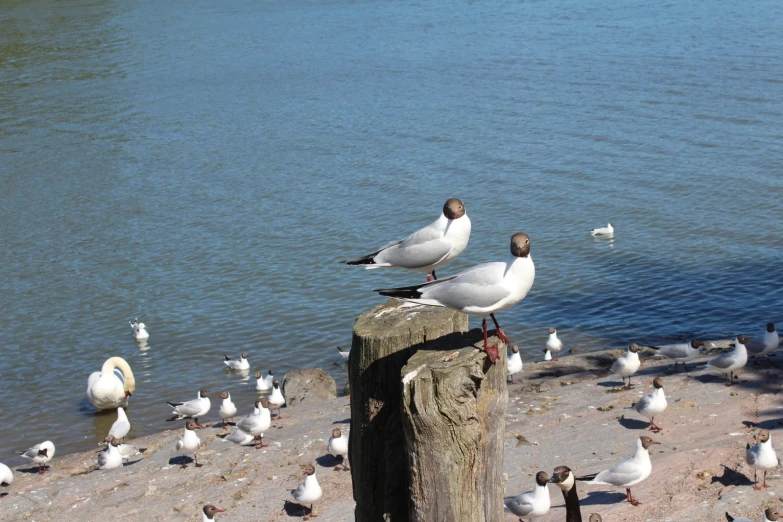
left=400, top=330, right=508, bottom=522
left=348, top=300, right=469, bottom=522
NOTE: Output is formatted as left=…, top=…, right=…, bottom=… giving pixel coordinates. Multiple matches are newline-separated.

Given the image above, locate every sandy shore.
left=3, top=340, right=781, bottom=521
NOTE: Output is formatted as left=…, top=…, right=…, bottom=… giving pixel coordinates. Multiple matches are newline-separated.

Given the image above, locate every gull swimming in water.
left=707, top=336, right=749, bottom=386
left=590, top=223, right=614, bottom=236
left=549, top=466, right=582, bottom=522
left=166, top=388, right=211, bottom=428
left=104, top=406, right=131, bottom=442
left=17, top=440, right=55, bottom=474
left=130, top=319, right=149, bottom=341
left=577, top=436, right=660, bottom=506
left=291, top=464, right=322, bottom=521
left=342, top=198, right=471, bottom=282
left=218, top=392, right=237, bottom=428
left=255, top=370, right=274, bottom=392
left=507, top=345, right=523, bottom=383
left=634, top=377, right=667, bottom=432
left=87, top=356, right=136, bottom=411
left=726, top=508, right=782, bottom=522
left=504, top=471, right=551, bottom=520
left=611, top=343, right=641, bottom=388
left=328, top=428, right=349, bottom=471
left=649, top=340, right=708, bottom=372
left=746, top=323, right=780, bottom=358
left=223, top=353, right=250, bottom=371
left=336, top=346, right=350, bottom=360
left=746, top=429, right=778, bottom=490
left=377, top=233, right=535, bottom=363
left=176, top=421, right=202, bottom=468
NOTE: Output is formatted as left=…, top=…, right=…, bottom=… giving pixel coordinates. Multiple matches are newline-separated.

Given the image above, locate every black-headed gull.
left=336, top=346, right=350, bottom=360
left=218, top=426, right=262, bottom=446
left=97, top=438, right=123, bottom=470
left=342, top=198, right=471, bottom=282
left=0, top=462, right=13, bottom=492
left=634, top=377, right=667, bottom=432
left=218, top=392, right=237, bottom=428
left=546, top=328, right=564, bottom=360
left=577, top=436, right=660, bottom=506
left=117, top=443, right=147, bottom=463
left=236, top=399, right=272, bottom=449
left=269, top=379, right=286, bottom=418
left=176, top=421, right=202, bottom=468
left=255, top=370, right=274, bottom=392
left=224, top=353, right=249, bottom=371
left=87, top=356, right=136, bottom=411
left=549, top=466, right=581, bottom=522
left=17, top=440, right=55, bottom=474
left=167, top=388, right=211, bottom=428
left=707, top=336, right=749, bottom=386
left=504, top=471, right=551, bottom=519
left=649, top=340, right=707, bottom=372
left=726, top=508, right=782, bottom=522
left=202, top=505, right=225, bottom=521
left=746, top=429, right=778, bottom=490
left=611, top=344, right=641, bottom=389
left=291, top=464, right=322, bottom=521
left=590, top=223, right=614, bottom=236
left=377, top=233, right=535, bottom=363
left=130, top=319, right=149, bottom=341
left=105, top=406, right=131, bottom=442
left=746, top=323, right=780, bottom=358
left=507, top=345, right=523, bottom=383
left=328, top=428, right=349, bottom=471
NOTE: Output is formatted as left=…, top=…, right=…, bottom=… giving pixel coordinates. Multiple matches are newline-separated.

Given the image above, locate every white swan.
left=87, top=357, right=136, bottom=411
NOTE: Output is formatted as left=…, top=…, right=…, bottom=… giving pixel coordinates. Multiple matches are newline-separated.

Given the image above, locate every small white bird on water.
left=328, top=428, right=349, bottom=471
left=611, top=343, right=641, bottom=388
left=17, top=440, right=55, bottom=474
left=166, top=388, right=211, bottom=428
left=269, top=379, right=286, bottom=419
left=291, top=464, right=322, bottom=521
left=223, top=353, right=250, bottom=371
left=546, top=328, right=564, bottom=360
left=649, top=339, right=709, bottom=372
left=746, top=323, right=780, bottom=358
left=218, top=391, right=237, bottom=428
left=255, top=370, right=275, bottom=392
left=504, top=471, right=551, bottom=520
left=341, top=198, right=472, bottom=282
left=746, top=429, right=778, bottom=490
left=726, top=507, right=782, bottom=522
left=105, top=406, right=131, bottom=443
left=577, top=435, right=660, bottom=506
left=202, top=504, right=225, bottom=521
left=377, top=233, right=535, bottom=364
left=96, top=438, right=123, bottom=470
left=129, top=319, right=149, bottom=341
left=707, top=336, right=749, bottom=386
left=176, top=421, right=202, bottom=468
left=634, top=377, right=667, bottom=432
left=507, top=345, right=523, bottom=383
left=590, top=223, right=614, bottom=236
left=336, top=346, right=350, bottom=360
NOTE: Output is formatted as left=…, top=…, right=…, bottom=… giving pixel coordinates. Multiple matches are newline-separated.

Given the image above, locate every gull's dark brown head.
left=186, top=421, right=198, bottom=431
left=511, top=345, right=519, bottom=354
left=629, top=343, right=641, bottom=353
left=241, top=353, right=249, bottom=359
left=255, top=372, right=262, bottom=379
left=332, top=428, right=342, bottom=438
left=199, top=388, right=209, bottom=397
left=691, top=339, right=705, bottom=349
left=510, top=233, right=531, bottom=258
left=757, top=429, right=770, bottom=443
left=767, top=323, right=776, bottom=333
left=110, top=438, right=121, bottom=447
left=640, top=436, right=660, bottom=449
left=442, top=198, right=466, bottom=220
left=260, top=399, right=273, bottom=409
left=548, top=327, right=556, bottom=334
left=737, top=335, right=750, bottom=345
left=652, top=377, right=663, bottom=389
left=219, top=391, right=229, bottom=400
left=203, top=505, right=225, bottom=518
left=535, top=471, right=549, bottom=486
left=304, top=464, right=316, bottom=476
left=765, top=508, right=781, bottom=521
left=588, top=515, right=602, bottom=522
left=273, top=379, right=280, bottom=388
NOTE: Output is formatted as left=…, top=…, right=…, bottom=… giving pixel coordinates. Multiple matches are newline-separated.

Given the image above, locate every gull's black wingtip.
left=575, top=473, right=598, bottom=482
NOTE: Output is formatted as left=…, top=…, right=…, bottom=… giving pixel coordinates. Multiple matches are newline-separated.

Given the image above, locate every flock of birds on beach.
left=0, top=198, right=779, bottom=521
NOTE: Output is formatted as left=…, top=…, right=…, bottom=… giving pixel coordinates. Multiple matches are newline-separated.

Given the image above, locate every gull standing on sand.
left=336, top=346, right=350, bottom=360
left=130, top=319, right=149, bottom=341
left=224, top=353, right=250, bottom=371
left=218, top=392, right=237, bottom=428
left=507, top=345, right=523, bottom=383
left=17, top=440, right=55, bottom=474
left=611, top=343, right=641, bottom=388
left=634, top=377, right=667, bottom=432
left=166, top=388, right=211, bottom=428
left=649, top=340, right=708, bottom=372
left=726, top=508, right=782, bottom=522
left=255, top=370, right=274, bottom=392
left=341, top=198, right=471, bottom=282
left=291, top=464, right=322, bottom=521
left=504, top=471, right=551, bottom=520
left=577, top=435, right=660, bottom=506
left=202, top=504, right=225, bottom=521
left=176, top=421, right=202, bottom=468
left=97, top=438, right=123, bottom=470
left=328, top=428, right=349, bottom=471
left=237, top=399, right=272, bottom=448
left=377, top=233, right=535, bottom=363
left=746, top=323, right=780, bottom=358
left=269, top=379, right=286, bottom=418
left=549, top=466, right=582, bottom=522
left=746, top=429, right=778, bottom=490
left=546, top=328, right=564, bottom=360
left=105, top=406, right=130, bottom=442
left=0, top=462, right=13, bottom=491
left=590, top=223, right=614, bottom=236
left=87, top=356, right=136, bottom=411
left=707, top=336, right=749, bottom=386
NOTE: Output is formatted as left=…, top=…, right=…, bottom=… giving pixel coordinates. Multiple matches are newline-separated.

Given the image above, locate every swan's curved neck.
left=101, top=357, right=135, bottom=392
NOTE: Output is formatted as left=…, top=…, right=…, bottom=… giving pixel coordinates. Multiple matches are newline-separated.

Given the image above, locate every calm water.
left=1, top=0, right=782, bottom=462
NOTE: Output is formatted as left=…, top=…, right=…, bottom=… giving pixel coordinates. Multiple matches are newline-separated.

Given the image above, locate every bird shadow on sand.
left=283, top=500, right=313, bottom=517
left=122, top=459, right=144, bottom=467
left=710, top=465, right=754, bottom=487
left=331, top=418, right=350, bottom=425
left=168, top=455, right=195, bottom=467
left=617, top=417, right=650, bottom=430
left=0, top=492, right=7, bottom=498
left=17, top=466, right=49, bottom=475
left=744, top=418, right=783, bottom=430
left=578, top=490, right=627, bottom=506
left=315, top=454, right=342, bottom=468
left=691, top=374, right=737, bottom=386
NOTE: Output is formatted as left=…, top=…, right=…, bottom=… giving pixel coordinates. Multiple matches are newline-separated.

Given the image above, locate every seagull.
left=611, top=343, right=641, bottom=388
left=104, top=406, right=130, bottom=442
left=17, top=441, right=55, bottom=474
left=543, top=348, right=552, bottom=361
left=649, top=340, right=708, bottom=372
left=0, top=462, right=13, bottom=491
left=726, top=508, right=782, bottom=522
left=255, top=370, right=275, bottom=392
left=504, top=471, right=551, bottom=520
left=341, top=198, right=471, bottom=282
left=634, top=377, right=667, bottom=432
left=576, top=436, right=660, bottom=506
left=202, top=504, right=225, bottom=522
left=328, top=428, right=349, bottom=471
left=218, top=392, right=237, bottom=428
left=376, top=233, right=535, bottom=363
left=746, top=429, right=778, bottom=490
left=97, top=438, right=123, bottom=470
left=224, top=353, right=250, bottom=371
left=336, top=346, right=350, bottom=360
left=588, top=515, right=602, bottom=522
left=291, top=464, right=322, bottom=521
left=237, top=399, right=272, bottom=449
left=269, top=379, right=286, bottom=419
left=546, top=328, right=564, bottom=360
left=176, top=421, right=202, bottom=468
left=507, top=345, right=523, bottom=383
left=166, top=388, right=211, bottom=428
left=590, top=223, right=614, bottom=236
left=129, top=319, right=149, bottom=341
left=549, top=466, right=582, bottom=522
left=117, top=444, right=147, bottom=463
left=707, top=336, right=749, bottom=386
left=218, top=426, right=262, bottom=446
left=746, top=323, right=780, bottom=358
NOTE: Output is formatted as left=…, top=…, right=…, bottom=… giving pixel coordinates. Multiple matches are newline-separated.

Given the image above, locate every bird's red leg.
left=754, top=470, right=762, bottom=490
left=763, top=471, right=771, bottom=488
left=194, top=453, right=203, bottom=468
left=490, top=313, right=510, bottom=344
left=626, top=488, right=640, bottom=506
left=482, top=319, right=499, bottom=363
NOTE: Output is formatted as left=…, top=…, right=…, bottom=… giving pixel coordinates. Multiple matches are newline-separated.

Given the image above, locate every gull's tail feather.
left=375, top=283, right=426, bottom=300
left=166, top=401, right=182, bottom=408
left=341, top=251, right=382, bottom=266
